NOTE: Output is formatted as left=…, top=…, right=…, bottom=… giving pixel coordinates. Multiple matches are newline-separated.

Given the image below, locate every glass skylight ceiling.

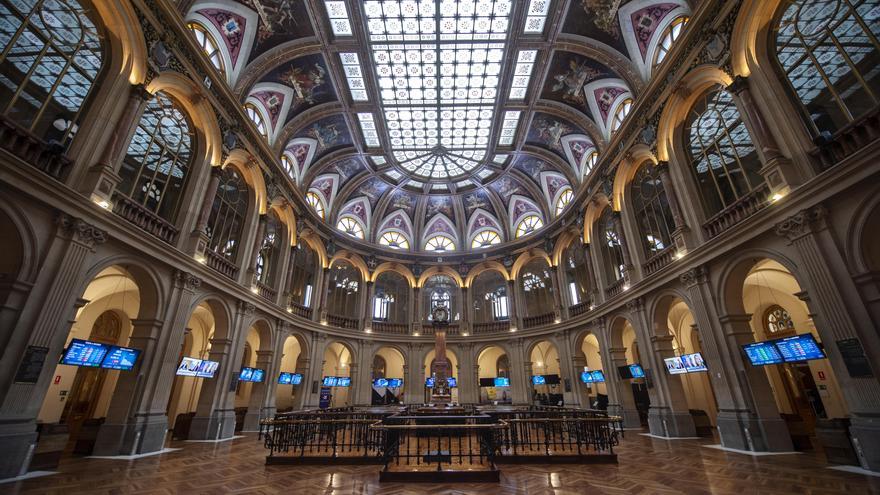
left=363, top=0, right=515, bottom=180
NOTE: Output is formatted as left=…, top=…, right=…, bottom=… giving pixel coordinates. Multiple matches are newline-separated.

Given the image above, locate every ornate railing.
left=327, top=313, right=359, bottom=329
left=643, top=245, right=676, bottom=276
left=111, top=193, right=180, bottom=244
left=286, top=300, right=312, bottom=319
left=205, top=249, right=238, bottom=279
left=0, top=117, right=72, bottom=180
left=420, top=324, right=460, bottom=336
left=702, top=184, right=770, bottom=239
left=569, top=300, right=591, bottom=317
left=372, top=321, right=409, bottom=335
left=605, top=278, right=626, bottom=298
left=255, top=281, right=277, bottom=301
left=812, top=106, right=880, bottom=169
left=522, top=312, right=555, bottom=329
left=472, top=320, right=510, bottom=334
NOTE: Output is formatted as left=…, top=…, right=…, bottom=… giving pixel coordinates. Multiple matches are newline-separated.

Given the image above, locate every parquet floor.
left=5, top=431, right=880, bottom=494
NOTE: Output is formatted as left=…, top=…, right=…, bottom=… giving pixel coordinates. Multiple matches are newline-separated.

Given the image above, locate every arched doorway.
left=608, top=317, right=646, bottom=428
left=275, top=335, right=305, bottom=412
left=423, top=349, right=459, bottom=403
left=476, top=346, right=511, bottom=404
left=166, top=301, right=217, bottom=439
left=574, top=332, right=608, bottom=409
left=321, top=342, right=354, bottom=407
left=529, top=340, right=562, bottom=406
left=236, top=320, right=275, bottom=432
left=372, top=346, right=405, bottom=405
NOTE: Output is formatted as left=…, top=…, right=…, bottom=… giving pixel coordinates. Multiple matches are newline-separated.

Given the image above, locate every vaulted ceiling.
left=185, top=0, right=691, bottom=253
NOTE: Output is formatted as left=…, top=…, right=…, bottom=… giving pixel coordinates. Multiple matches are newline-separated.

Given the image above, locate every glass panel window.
left=188, top=22, right=224, bottom=74
left=373, top=292, right=394, bottom=320
left=337, top=216, right=365, bottom=239
left=118, top=91, right=194, bottom=221
left=598, top=209, right=626, bottom=282
left=610, top=98, right=633, bottom=133
left=764, top=305, right=796, bottom=334
left=0, top=0, right=104, bottom=149
left=654, top=16, right=688, bottom=66
left=303, top=283, right=313, bottom=307
left=281, top=154, right=296, bottom=180
left=568, top=281, right=579, bottom=305
left=631, top=162, right=676, bottom=255
left=306, top=191, right=325, bottom=218
left=686, top=86, right=763, bottom=215
left=584, top=150, right=599, bottom=178
left=245, top=103, right=267, bottom=138
left=471, top=229, right=501, bottom=248
left=493, top=294, right=509, bottom=320
left=555, top=187, right=573, bottom=216
left=515, top=215, right=543, bottom=238
left=255, top=214, right=282, bottom=285
left=425, top=234, right=455, bottom=252
left=775, top=0, right=880, bottom=135
left=379, top=231, right=410, bottom=249
left=206, top=167, right=249, bottom=262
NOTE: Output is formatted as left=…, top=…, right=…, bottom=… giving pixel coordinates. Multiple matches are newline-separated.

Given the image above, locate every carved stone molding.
left=625, top=297, right=644, bottom=313
left=774, top=205, right=829, bottom=242
left=57, top=213, right=107, bottom=248
left=237, top=300, right=256, bottom=316
left=679, top=265, right=709, bottom=288
left=174, top=270, right=202, bottom=291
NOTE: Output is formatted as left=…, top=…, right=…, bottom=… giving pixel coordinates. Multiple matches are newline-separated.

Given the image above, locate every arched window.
left=563, top=241, right=591, bottom=306
left=555, top=188, right=573, bottom=216
left=654, top=16, right=688, bottom=66
left=423, top=275, right=458, bottom=321
left=515, top=215, right=543, bottom=238
left=327, top=260, right=361, bottom=318
left=584, top=150, right=599, bottom=177
left=425, top=234, right=455, bottom=252
left=188, top=22, right=224, bottom=74
left=337, top=216, right=364, bottom=239
left=472, top=271, right=509, bottom=322
left=379, top=231, right=409, bottom=249
left=775, top=0, right=880, bottom=136
left=496, top=354, right=510, bottom=378
left=686, top=86, right=763, bottom=216
left=610, top=98, right=633, bottom=133
left=118, top=92, right=194, bottom=221
left=207, top=167, right=249, bottom=262
left=245, top=103, right=267, bottom=137
left=520, top=258, right=554, bottom=317
left=373, top=271, right=409, bottom=322
left=255, top=213, right=282, bottom=285
left=472, top=230, right=501, bottom=249
left=764, top=305, right=796, bottom=334
left=630, top=162, right=675, bottom=255
left=281, top=154, right=297, bottom=181
left=306, top=191, right=325, bottom=218
left=287, top=242, right=317, bottom=307
left=598, top=208, right=626, bottom=282
left=0, top=0, right=103, bottom=149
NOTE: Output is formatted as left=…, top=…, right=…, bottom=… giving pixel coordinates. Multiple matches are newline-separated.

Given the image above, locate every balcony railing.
left=605, top=278, right=626, bottom=298
left=327, top=313, right=359, bottom=329
left=371, top=321, right=409, bottom=335
left=642, top=245, right=675, bottom=276
left=255, top=281, right=277, bottom=301
left=287, top=300, right=313, bottom=319
left=569, top=300, right=591, bottom=317
left=420, top=324, right=460, bottom=336
left=522, top=312, right=554, bottom=329
left=205, top=249, right=238, bottom=280
left=0, top=117, right=72, bottom=180
left=111, top=193, right=179, bottom=244
left=472, top=320, right=510, bottom=334
left=702, top=184, right=770, bottom=239
left=812, top=106, right=880, bottom=170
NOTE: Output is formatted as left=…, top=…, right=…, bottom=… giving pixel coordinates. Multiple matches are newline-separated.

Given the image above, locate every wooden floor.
left=5, top=431, right=880, bottom=494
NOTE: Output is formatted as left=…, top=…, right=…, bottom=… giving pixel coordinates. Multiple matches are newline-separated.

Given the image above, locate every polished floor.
left=4, top=431, right=880, bottom=494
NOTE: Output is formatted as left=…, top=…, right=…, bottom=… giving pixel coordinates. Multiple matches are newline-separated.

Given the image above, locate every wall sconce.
left=770, top=192, right=786, bottom=203
left=250, top=286, right=259, bottom=294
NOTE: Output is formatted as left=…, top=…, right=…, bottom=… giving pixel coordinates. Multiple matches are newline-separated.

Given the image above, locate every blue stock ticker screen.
left=743, top=341, right=784, bottom=365
left=60, top=339, right=110, bottom=367
left=776, top=334, right=826, bottom=362
left=101, top=346, right=141, bottom=371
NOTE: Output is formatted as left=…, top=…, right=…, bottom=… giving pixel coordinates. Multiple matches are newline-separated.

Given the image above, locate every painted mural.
left=295, top=114, right=352, bottom=162
left=541, top=53, right=613, bottom=109
left=356, top=177, right=391, bottom=207
left=388, top=189, right=417, bottom=216
left=562, top=0, right=631, bottom=55
left=425, top=196, right=455, bottom=222
left=527, top=113, right=584, bottom=160
left=463, top=188, right=496, bottom=216
left=195, top=8, right=247, bottom=68
left=236, top=0, right=314, bottom=62
left=514, top=156, right=550, bottom=185
left=488, top=175, right=527, bottom=207
left=328, top=157, right=365, bottom=181
left=264, top=54, right=335, bottom=121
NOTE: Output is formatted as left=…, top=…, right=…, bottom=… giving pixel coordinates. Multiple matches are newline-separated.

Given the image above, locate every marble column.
left=187, top=167, right=223, bottom=259
left=605, top=347, right=642, bottom=428
left=318, top=267, right=331, bottom=322
left=412, top=287, right=422, bottom=334
left=612, top=211, right=634, bottom=284
left=656, top=161, right=692, bottom=252
left=582, top=243, right=600, bottom=307
left=363, top=281, right=374, bottom=332
left=242, top=349, right=275, bottom=431
left=506, top=279, right=520, bottom=330
left=549, top=266, right=563, bottom=319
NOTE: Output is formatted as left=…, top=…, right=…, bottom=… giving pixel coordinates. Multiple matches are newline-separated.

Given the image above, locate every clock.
left=431, top=306, right=450, bottom=324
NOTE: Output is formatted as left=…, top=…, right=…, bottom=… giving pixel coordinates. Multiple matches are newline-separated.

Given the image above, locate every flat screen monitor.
left=336, top=377, right=351, bottom=387
left=629, top=364, right=645, bottom=378
left=532, top=375, right=546, bottom=385
left=682, top=352, right=708, bottom=372
left=479, top=377, right=495, bottom=387
left=60, top=339, right=110, bottom=368
left=447, top=377, right=457, bottom=388
left=664, top=356, right=687, bottom=375
left=176, top=357, right=218, bottom=378
left=387, top=378, right=402, bottom=388
left=590, top=370, right=606, bottom=382
left=373, top=378, right=388, bottom=387
left=580, top=371, right=593, bottom=383
left=617, top=365, right=633, bottom=379
left=322, top=376, right=339, bottom=387
left=775, top=334, right=826, bottom=362
left=425, top=377, right=435, bottom=388
left=493, top=377, right=510, bottom=387
left=239, top=367, right=263, bottom=382
left=290, top=373, right=303, bottom=385
left=101, top=345, right=141, bottom=371
left=278, top=372, right=294, bottom=385
left=250, top=368, right=265, bottom=383
left=545, top=374, right=561, bottom=385
left=743, top=341, right=784, bottom=365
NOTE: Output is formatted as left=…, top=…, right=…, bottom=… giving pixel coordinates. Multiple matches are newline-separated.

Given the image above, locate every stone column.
left=411, top=287, right=422, bottom=334
left=293, top=357, right=311, bottom=410
left=0, top=215, right=106, bottom=478
left=727, top=75, right=800, bottom=195
left=247, top=215, right=268, bottom=287
left=587, top=242, right=607, bottom=304
left=611, top=211, right=634, bottom=284
left=506, top=279, right=520, bottom=330
left=275, top=245, right=294, bottom=307
left=189, top=301, right=254, bottom=440
left=605, top=347, right=641, bottom=428
left=655, top=161, right=692, bottom=252
left=460, top=287, right=470, bottom=334
left=318, top=267, right=331, bottom=322
left=680, top=267, right=792, bottom=452
left=404, top=344, right=422, bottom=404
left=363, top=281, right=375, bottom=332
left=571, top=353, right=589, bottom=408
left=80, top=84, right=152, bottom=206
left=242, top=349, right=275, bottom=431
left=303, top=333, right=327, bottom=408
left=553, top=332, right=576, bottom=406
left=187, top=166, right=222, bottom=259
left=509, top=339, right=529, bottom=404
left=549, top=266, right=563, bottom=319
left=776, top=206, right=880, bottom=469
left=582, top=243, right=600, bottom=307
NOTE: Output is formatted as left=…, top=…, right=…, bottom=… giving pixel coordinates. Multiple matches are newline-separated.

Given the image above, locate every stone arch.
left=582, top=193, right=613, bottom=243
left=510, top=248, right=553, bottom=280
left=370, top=262, right=416, bottom=286
left=417, top=266, right=464, bottom=289
left=464, top=261, right=510, bottom=288
left=76, top=256, right=166, bottom=322
left=715, top=248, right=805, bottom=318
left=846, top=185, right=880, bottom=274
left=0, top=197, right=38, bottom=283
left=328, top=250, right=370, bottom=282
left=223, top=149, right=268, bottom=215
left=612, top=144, right=658, bottom=210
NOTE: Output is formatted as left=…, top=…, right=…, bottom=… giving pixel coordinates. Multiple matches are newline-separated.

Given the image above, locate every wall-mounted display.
left=177, top=357, right=219, bottom=378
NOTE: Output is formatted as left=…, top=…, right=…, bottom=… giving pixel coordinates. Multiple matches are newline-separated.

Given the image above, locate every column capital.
left=774, top=205, right=828, bottom=242
left=131, top=83, right=152, bottom=101
left=174, top=270, right=202, bottom=291
left=56, top=213, right=108, bottom=249
left=237, top=300, right=256, bottom=316
left=679, top=265, right=709, bottom=288
left=726, top=75, right=750, bottom=95
left=625, top=297, right=644, bottom=313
